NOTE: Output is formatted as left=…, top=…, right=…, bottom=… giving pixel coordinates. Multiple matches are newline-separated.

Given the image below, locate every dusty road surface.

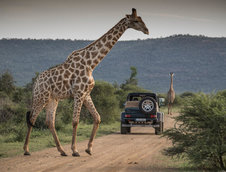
left=0, top=114, right=178, bottom=172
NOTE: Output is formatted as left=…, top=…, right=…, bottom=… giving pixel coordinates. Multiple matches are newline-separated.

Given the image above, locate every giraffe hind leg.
left=23, top=105, right=44, bottom=155
left=71, top=95, right=85, bottom=157
left=83, top=95, right=101, bottom=155
left=23, top=125, right=32, bottom=155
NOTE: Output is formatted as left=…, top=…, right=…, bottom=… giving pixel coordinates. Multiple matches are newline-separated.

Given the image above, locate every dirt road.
left=0, top=114, right=178, bottom=172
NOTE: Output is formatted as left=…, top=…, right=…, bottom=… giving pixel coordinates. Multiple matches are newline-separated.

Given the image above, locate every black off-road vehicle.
left=120, top=93, right=165, bottom=135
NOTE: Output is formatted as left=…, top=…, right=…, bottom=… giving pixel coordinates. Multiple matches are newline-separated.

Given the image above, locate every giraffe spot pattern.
left=64, top=70, right=70, bottom=78
left=71, top=62, right=75, bottom=68
left=76, top=77, right=81, bottom=83
left=87, top=60, right=92, bottom=65
left=30, top=17, right=128, bottom=131
left=96, top=42, right=102, bottom=49
left=74, top=56, right=80, bottom=61
left=100, top=48, right=108, bottom=55
left=69, top=67, right=74, bottom=73
left=80, top=51, right=85, bottom=56
left=63, top=63, right=69, bottom=69
left=113, top=31, right=118, bottom=35
left=102, top=36, right=106, bottom=43
left=81, top=59, right=86, bottom=65
left=105, top=42, right=112, bottom=49
left=93, top=59, right=99, bottom=65
left=80, top=70, right=85, bottom=76
left=85, top=51, right=90, bottom=59
left=82, top=77, right=88, bottom=83
left=91, top=51, right=98, bottom=57
left=75, top=70, right=80, bottom=75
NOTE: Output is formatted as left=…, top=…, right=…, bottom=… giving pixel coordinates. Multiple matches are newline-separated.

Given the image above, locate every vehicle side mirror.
left=159, top=98, right=165, bottom=107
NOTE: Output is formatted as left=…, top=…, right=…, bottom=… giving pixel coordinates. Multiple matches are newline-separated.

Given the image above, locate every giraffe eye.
left=134, top=21, right=139, bottom=23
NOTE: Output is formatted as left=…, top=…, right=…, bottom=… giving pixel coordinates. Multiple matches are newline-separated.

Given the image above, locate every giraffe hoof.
left=85, top=149, right=92, bottom=156
left=24, top=151, right=31, bottom=156
left=72, top=152, right=80, bottom=157
left=61, top=152, right=67, bottom=156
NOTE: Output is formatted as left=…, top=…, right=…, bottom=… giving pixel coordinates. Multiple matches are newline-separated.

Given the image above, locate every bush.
left=0, top=71, right=15, bottom=96
left=89, top=81, right=120, bottom=124
left=57, top=99, right=73, bottom=124
left=180, top=91, right=196, bottom=98
left=163, top=92, right=226, bottom=170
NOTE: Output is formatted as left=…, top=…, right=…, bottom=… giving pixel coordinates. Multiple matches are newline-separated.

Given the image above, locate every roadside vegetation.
left=0, top=67, right=148, bottom=158
left=0, top=68, right=225, bottom=171
left=163, top=91, right=226, bottom=170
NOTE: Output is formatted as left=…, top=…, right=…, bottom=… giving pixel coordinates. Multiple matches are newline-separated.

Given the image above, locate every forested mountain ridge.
left=0, top=35, right=226, bottom=93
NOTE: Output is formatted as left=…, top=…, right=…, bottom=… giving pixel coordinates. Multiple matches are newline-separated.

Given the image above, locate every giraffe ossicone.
left=23, top=8, right=149, bottom=156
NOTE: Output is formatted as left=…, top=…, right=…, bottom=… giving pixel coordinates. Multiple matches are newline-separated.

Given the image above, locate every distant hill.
left=0, top=35, right=226, bottom=93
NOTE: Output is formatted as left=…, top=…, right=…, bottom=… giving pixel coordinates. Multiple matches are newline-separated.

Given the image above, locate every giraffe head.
left=126, top=8, right=149, bottom=35
left=170, top=72, right=174, bottom=77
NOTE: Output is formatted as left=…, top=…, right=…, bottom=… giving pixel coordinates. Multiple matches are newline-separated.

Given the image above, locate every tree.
left=117, top=66, right=150, bottom=108
left=121, top=66, right=138, bottom=89
left=163, top=92, right=226, bottom=170
left=25, top=72, right=39, bottom=92
left=0, top=71, right=15, bottom=95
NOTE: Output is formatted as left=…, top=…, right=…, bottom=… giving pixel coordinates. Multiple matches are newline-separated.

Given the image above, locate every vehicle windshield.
left=128, top=96, right=143, bottom=101
left=127, top=93, right=157, bottom=101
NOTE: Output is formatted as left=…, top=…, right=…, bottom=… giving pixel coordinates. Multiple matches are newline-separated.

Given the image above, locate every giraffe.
left=167, top=72, right=175, bottom=115
left=23, top=8, right=149, bottom=157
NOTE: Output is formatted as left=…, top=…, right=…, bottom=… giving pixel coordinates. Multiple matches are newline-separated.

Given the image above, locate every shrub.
left=163, top=92, right=226, bottom=170
left=13, top=123, right=26, bottom=142
left=89, top=81, right=120, bottom=124
left=180, top=91, right=196, bottom=98
left=57, top=99, right=73, bottom=124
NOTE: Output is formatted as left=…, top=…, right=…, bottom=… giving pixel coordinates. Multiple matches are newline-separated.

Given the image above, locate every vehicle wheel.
left=155, top=122, right=164, bottom=135
left=121, top=123, right=128, bottom=134
left=127, top=127, right=131, bottom=133
left=139, top=97, right=156, bottom=114
left=161, top=122, right=164, bottom=133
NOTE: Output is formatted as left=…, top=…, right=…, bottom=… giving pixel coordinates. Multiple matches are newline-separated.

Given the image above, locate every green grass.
left=0, top=106, right=181, bottom=159
left=0, top=122, right=120, bottom=158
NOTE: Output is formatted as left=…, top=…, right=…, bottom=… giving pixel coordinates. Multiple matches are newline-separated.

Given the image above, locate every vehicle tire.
left=139, top=97, right=156, bottom=114
left=121, top=123, right=128, bottom=134
left=127, top=127, right=131, bottom=133
left=161, top=122, right=164, bottom=133
left=155, top=122, right=164, bottom=135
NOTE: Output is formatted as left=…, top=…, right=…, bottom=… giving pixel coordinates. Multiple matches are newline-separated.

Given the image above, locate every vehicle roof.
left=127, top=92, right=157, bottom=100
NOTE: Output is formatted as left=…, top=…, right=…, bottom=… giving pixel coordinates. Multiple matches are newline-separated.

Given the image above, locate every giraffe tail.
left=26, top=111, right=35, bottom=127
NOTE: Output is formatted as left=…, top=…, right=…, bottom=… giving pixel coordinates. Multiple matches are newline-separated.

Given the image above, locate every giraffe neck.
left=170, top=76, right=173, bottom=90
left=69, top=18, right=128, bottom=71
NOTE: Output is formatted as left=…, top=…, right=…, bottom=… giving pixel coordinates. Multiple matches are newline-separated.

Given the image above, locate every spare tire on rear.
left=139, top=97, right=156, bottom=114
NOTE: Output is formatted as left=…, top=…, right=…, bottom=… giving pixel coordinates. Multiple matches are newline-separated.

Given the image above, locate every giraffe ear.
left=132, top=8, right=137, bottom=18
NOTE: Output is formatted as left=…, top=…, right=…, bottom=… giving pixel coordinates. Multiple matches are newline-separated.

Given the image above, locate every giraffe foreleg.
left=83, top=95, right=101, bottom=156
left=71, top=94, right=85, bottom=157
left=170, top=104, right=173, bottom=115
left=168, top=103, right=170, bottom=115
left=45, top=99, right=67, bottom=156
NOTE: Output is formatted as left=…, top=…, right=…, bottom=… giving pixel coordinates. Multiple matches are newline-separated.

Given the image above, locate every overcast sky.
left=1, top=0, right=226, bottom=40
